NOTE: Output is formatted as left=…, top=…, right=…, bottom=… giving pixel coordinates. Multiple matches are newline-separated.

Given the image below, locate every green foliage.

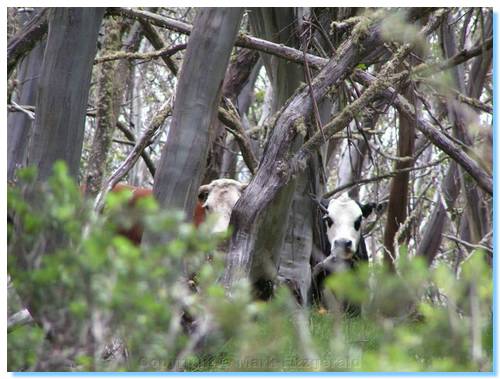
left=7, top=325, right=44, bottom=371
left=8, top=163, right=493, bottom=372
left=325, top=254, right=492, bottom=371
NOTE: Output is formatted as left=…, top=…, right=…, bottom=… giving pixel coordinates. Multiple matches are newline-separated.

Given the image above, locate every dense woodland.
left=7, top=7, right=493, bottom=372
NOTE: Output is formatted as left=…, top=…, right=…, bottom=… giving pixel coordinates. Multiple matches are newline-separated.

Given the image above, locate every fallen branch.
left=422, top=78, right=493, bottom=114
left=8, top=103, right=96, bottom=116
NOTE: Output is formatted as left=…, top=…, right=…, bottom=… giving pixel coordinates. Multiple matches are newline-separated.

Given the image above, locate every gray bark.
left=203, top=48, right=259, bottom=183
left=220, top=58, right=261, bottom=179
left=416, top=162, right=460, bottom=264
left=85, top=18, right=124, bottom=196
left=248, top=8, right=322, bottom=302
left=147, top=8, right=243, bottom=244
left=8, top=10, right=46, bottom=182
left=222, top=16, right=387, bottom=293
left=7, top=8, right=48, bottom=78
left=278, top=8, right=338, bottom=303
left=12, top=8, right=104, bottom=371
left=26, top=8, right=104, bottom=181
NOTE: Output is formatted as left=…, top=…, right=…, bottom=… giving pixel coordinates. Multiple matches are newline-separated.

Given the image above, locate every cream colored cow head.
left=198, top=179, right=247, bottom=233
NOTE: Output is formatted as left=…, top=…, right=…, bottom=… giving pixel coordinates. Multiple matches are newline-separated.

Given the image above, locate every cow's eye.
left=198, top=190, right=208, bottom=202
left=323, top=215, right=333, bottom=228
left=354, top=216, right=362, bottom=231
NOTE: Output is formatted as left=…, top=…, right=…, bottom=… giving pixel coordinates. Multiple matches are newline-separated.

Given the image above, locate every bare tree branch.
left=111, top=7, right=479, bottom=82
left=7, top=8, right=48, bottom=77
left=138, top=13, right=180, bottom=75
left=442, top=233, right=493, bottom=255
left=94, top=98, right=173, bottom=213
left=8, top=309, right=33, bottom=333
left=353, top=69, right=492, bottom=195
left=323, top=158, right=446, bottom=199
left=109, top=7, right=328, bottom=70
left=9, top=100, right=35, bottom=120
left=7, top=103, right=156, bottom=177
left=115, top=121, right=156, bottom=177
left=218, top=100, right=258, bottom=175
left=414, top=36, right=493, bottom=77
left=94, top=43, right=186, bottom=64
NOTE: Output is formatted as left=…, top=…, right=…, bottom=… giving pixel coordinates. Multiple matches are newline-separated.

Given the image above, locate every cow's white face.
left=198, top=179, right=246, bottom=233
left=323, top=193, right=373, bottom=259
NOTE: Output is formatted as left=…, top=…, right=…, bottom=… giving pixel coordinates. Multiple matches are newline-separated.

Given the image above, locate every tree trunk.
left=146, top=8, right=243, bottom=244
left=248, top=8, right=325, bottom=301
left=8, top=9, right=46, bottom=182
left=14, top=8, right=104, bottom=371
left=382, top=86, right=416, bottom=269
left=84, top=17, right=125, bottom=196
left=416, top=162, right=460, bottom=264
left=26, top=8, right=104, bottom=181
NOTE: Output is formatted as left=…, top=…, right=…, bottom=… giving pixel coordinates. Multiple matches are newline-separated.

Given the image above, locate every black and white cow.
left=311, top=193, right=379, bottom=313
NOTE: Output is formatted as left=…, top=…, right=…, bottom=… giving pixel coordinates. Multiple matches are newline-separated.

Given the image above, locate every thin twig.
left=302, top=22, right=325, bottom=143
left=442, top=233, right=493, bottom=255
left=323, top=158, right=446, bottom=199
left=9, top=101, right=35, bottom=120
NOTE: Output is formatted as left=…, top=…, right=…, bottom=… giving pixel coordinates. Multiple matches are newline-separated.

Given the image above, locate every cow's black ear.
left=360, top=202, right=377, bottom=218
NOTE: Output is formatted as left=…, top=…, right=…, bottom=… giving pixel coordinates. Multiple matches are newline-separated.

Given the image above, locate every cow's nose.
left=334, top=239, right=352, bottom=250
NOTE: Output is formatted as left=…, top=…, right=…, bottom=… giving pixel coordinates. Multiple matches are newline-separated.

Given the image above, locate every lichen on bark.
left=85, top=17, right=125, bottom=196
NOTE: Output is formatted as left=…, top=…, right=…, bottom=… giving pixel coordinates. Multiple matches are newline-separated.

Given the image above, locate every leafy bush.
left=8, top=163, right=493, bottom=372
